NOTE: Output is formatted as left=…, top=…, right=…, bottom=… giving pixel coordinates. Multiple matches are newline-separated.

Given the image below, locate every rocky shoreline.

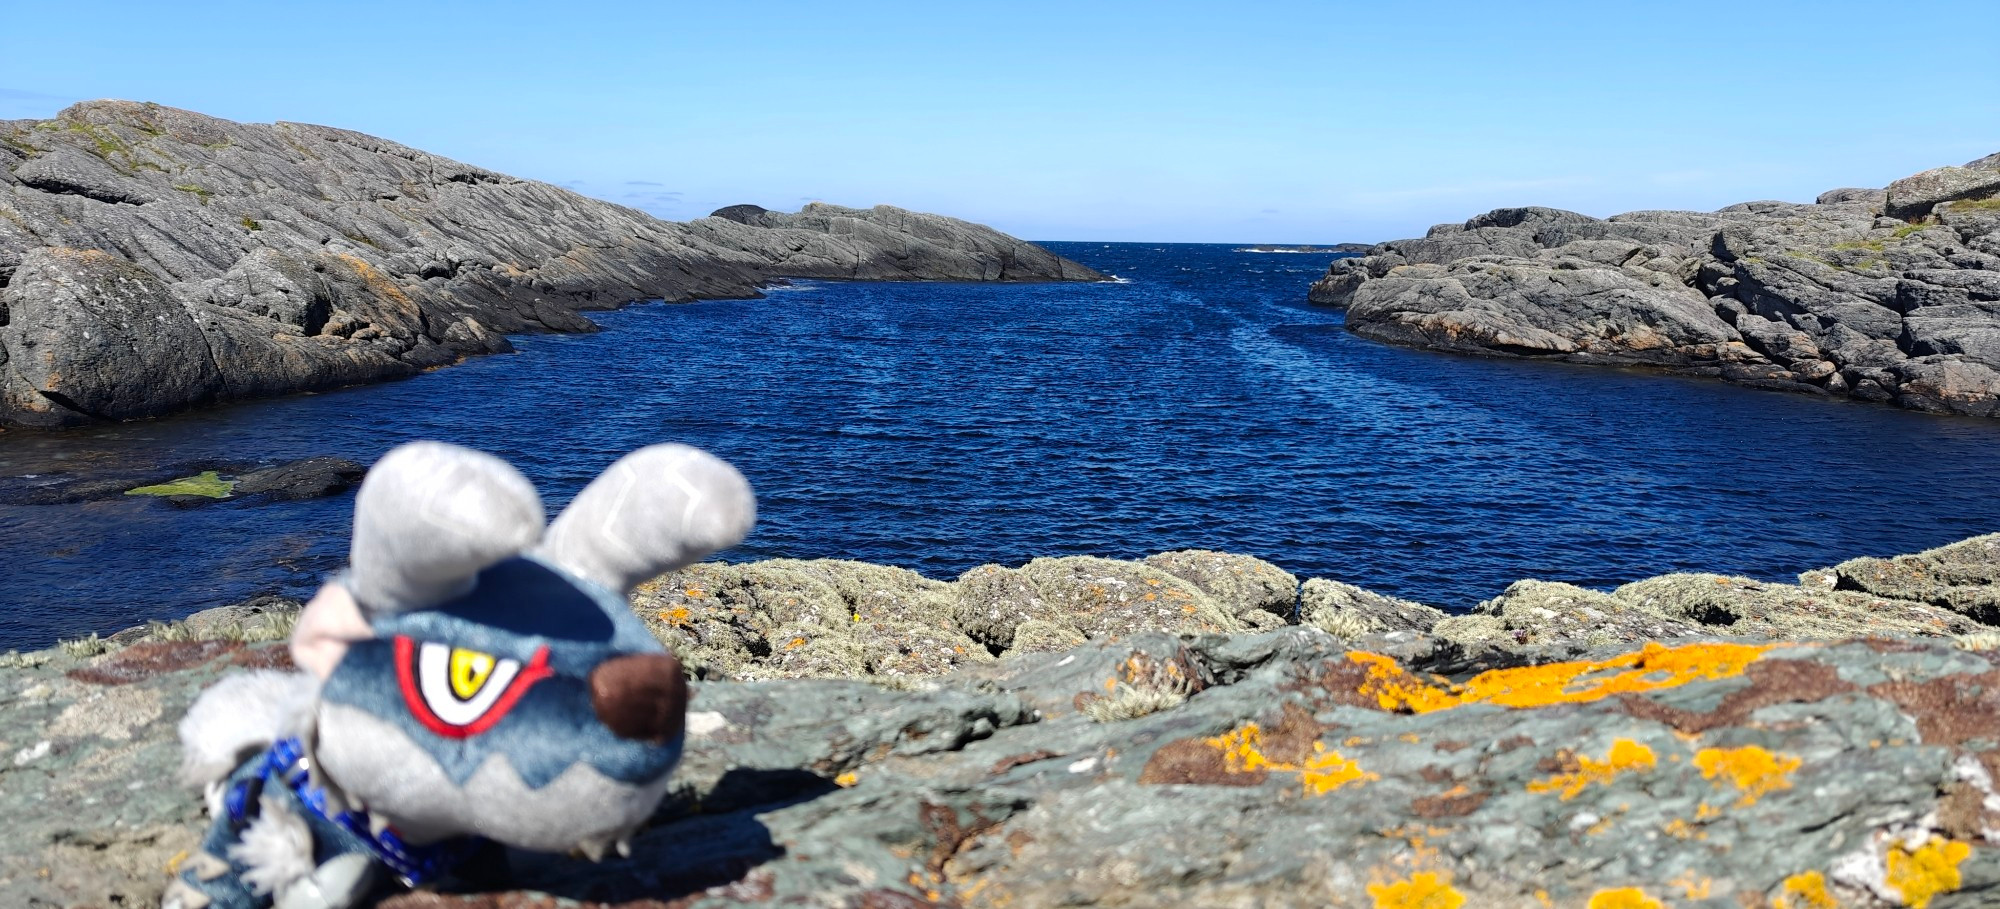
left=11, top=533, right=2000, bottom=906
left=0, top=101, right=1107, bottom=428
left=1310, top=154, right=2000, bottom=417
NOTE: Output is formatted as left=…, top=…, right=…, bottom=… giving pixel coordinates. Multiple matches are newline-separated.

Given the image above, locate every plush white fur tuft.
left=178, top=670, right=320, bottom=786
left=228, top=794, right=316, bottom=897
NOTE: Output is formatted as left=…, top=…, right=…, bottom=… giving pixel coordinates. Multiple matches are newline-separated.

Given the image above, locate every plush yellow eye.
left=448, top=649, right=497, bottom=701
left=396, top=637, right=554, bottom=738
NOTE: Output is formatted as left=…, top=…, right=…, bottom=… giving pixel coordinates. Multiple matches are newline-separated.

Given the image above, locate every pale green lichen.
left=1954, top=630, right=2000, bottom=652
left=57, top=634, right=110, bottom=658
left=171, top=183, right=213, bottom=205
left=1311, top=609, right=1378, bottom=640
left=1086, top=678, right=1190, bottom=722
left=125, top=470, right=235, bottom=499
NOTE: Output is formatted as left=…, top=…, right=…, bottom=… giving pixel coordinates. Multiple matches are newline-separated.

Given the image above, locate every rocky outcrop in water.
left=0, top=455, right=364, bottom=505
left=1310, top=155, right=2000, bottom=416
left=15, top=533, right=2000, bottom=907
left=0, top=101, right=1106, bottom=428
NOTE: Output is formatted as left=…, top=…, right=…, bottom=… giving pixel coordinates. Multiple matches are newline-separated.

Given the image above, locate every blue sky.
left=4, top=2, right=1996, bottom=243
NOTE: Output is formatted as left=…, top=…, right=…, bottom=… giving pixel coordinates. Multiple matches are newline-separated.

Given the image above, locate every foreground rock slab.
left=10, top=628, right=2000, bottom=907
left=1309, top=154, right=2000, bottom=417
left=17, top=532, right=2000, bottom=907
left=0, top=101, right=1106, bottom=427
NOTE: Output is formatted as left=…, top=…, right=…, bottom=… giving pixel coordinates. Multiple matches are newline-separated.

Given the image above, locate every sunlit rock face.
left=0, top=100, right=1105, bottom=427
left=1311, top=154, right=2000, bottom=418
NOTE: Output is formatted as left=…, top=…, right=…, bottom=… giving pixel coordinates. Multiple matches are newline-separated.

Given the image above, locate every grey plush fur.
left=347, top=442, right=544, bottom=614
left=314, top=702, right=672, bottom=852
left=537, top=444, right=757, bottom=594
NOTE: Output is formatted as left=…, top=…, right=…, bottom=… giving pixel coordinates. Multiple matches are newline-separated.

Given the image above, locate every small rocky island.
left=1311, top=154, right=2000, bottom=417
left=11, top=536, right=2000, bottom=907
left=0, top=101, right=1106, bottom=428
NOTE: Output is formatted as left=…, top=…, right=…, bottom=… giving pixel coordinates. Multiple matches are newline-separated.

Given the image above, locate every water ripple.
left=2, top=243, right=1999, bottom=648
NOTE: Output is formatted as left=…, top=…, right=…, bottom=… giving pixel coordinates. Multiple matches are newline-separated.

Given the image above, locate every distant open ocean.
left=3, top=242, right=1999, bottom=650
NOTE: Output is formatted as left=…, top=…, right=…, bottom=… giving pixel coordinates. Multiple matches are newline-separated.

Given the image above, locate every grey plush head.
left=294, top=441, right=754, bottom=855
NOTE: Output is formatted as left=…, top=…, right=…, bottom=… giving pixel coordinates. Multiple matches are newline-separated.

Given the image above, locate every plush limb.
left=537, top=444, right=756, bottom=594
left=348, top=442, right=545, bottom=613
left=178, top=671, right=320, bottom=786
left=273, top=854, right=378, bottom=909
left=289, top=584, right=372, bottom=680
left=173, top=750, right=385, bottom=909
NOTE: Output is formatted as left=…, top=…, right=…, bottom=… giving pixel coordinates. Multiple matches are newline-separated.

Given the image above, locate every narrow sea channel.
left=4, top=242, right=1998, bottom=650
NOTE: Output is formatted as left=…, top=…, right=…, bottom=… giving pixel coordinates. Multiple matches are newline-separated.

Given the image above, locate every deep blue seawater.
left=5, top=241, right=2000, bottom=650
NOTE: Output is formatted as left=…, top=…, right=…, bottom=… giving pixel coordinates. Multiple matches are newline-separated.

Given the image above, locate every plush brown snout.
left=589, top=652, right=688, bottom=744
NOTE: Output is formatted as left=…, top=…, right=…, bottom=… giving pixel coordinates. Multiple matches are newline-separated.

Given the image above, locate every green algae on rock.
left=123, top=469, right=234, bottom=499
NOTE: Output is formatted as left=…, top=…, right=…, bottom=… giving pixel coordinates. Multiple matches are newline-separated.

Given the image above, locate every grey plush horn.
left=348, top=441, right=545, bottom=613
left=536, top=444, right=756, bottom=595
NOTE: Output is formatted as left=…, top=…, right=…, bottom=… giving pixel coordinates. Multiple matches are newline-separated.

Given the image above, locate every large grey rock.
left=0, top=101, right=1107, bottom=427
left=1311, top=150, right=2000, bottom=418
left=1886, top=166, right=2000, bottom=221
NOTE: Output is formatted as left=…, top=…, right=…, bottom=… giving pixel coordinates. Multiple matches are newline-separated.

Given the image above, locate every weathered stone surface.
left=704, top=202, right=1106, bottom=283
left=1887, top=165, right=2000, bottom=221
left=1825, top=533, right=2000, bottom=624
left=0, top=101, right=1106, bottom=427
left=21, top=537, right=2000, bottom=906
left=1614, top=572, right=1981, bottom=639
left=1310, top=151, right=2000, bottom=418
left=16, top=600, right=2000, bottom=906
left=1434, top=579, right=1703, bottom=650
left=233, top=455, right=365, bottom=500
left=1299, top=577, right=1447, bottom=636
left=1141, top=549, right=1299, bottom=626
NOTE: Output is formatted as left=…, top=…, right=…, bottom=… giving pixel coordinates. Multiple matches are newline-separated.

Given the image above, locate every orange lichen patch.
left=1300, top=745, right=1375, bottom=795
left=1885, top=836, right=1973, bottom=909
left=1661, top=818, right=1706, bottom=841
left=1526, top=739, right=1657, bottom=800
left=1211, top=724, right=1276, bottom=773
left=1771, top=871, right=1836, bottom=909
left=1141, top=706, right=1374, bottom=796
left=1695, top=802, right=1722, bottom=821
left=1693, top=745, right=1802, bottom=806
left=1670, top=871, right=1713, bottom=899
left=682, top=587, right=706, bottom=597
left=1349, top=651, right=1463, bottom=712
left=334, top=253, right=413, bottom=306
left=1347, top=641, right=1778, bottom=714
left=659, top=606, right=693, bottom=626
left=1585, top=888, right=1663, bottom=909
left=1366, top=871, right=1465, bottom=909
left=834, top=772, right=859, bottom=787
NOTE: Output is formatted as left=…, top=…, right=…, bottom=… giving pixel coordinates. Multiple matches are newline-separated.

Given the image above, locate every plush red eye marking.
left=394, top=636, right=553, bottom=738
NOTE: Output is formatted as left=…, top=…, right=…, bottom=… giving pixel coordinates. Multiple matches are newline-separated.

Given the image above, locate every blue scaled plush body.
left=166, top=443, right=756, bottom=909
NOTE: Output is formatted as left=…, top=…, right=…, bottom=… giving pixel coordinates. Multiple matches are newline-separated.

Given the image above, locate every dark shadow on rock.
left=472, top=769, right=838, bottom=904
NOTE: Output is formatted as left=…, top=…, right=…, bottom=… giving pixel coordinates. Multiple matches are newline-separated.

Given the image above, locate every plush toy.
left=164, top=441, right=755, bottom=909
